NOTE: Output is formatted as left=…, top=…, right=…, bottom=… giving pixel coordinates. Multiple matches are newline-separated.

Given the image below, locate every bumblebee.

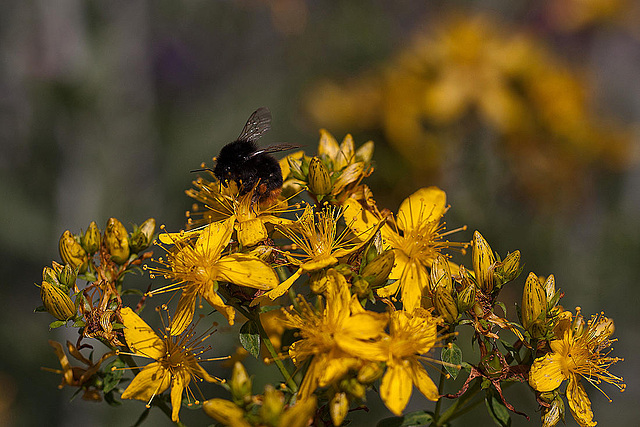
left=211, top=107, right=297, bottom=203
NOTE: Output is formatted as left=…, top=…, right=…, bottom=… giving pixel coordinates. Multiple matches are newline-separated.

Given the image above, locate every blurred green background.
left=2, top=1, right=639, bottom=426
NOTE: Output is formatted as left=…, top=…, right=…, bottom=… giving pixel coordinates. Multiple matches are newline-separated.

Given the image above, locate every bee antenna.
left=190, top=167, right=215, bottom=174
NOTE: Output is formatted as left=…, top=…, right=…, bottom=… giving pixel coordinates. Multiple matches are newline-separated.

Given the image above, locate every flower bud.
left=259, top=385, right=284, bottom=425
left=494, top=250, right=521, bottom=286
left=361, top=250, right=395, bottom=288
left=202, top=398, right=250, bottom=427
left=59, top=230, right=88, bottom=273
left=309, top=270, right=329, bottom=294
left=542, top=275, right=557, bottom=306
left=41, top=281, right=76, bottom=321
left=355, top=140, right=374, bottom=163
left=340, top=378, right=366, bottom=400
left=521, top=272, right=547, bottom=334
left=472, top=231, right=495, bottom=293
left=330, top=392, right=349, bottom=427
left=104, top=218, right=130, bottom=264
left=352, top=278, right=371, bottom=298
left=81, top=221, right=101, bottom=255
left=430, top=254, right=452, bottom=294
left=307, top=157, right=332, bottom=196
left=58, top=264, right=77, bottom=289
left=541, top=396, right=564, bottom=427
left=42, top=266, right=60, bottom=287
left=230, top=362, right=252, bottom=405
left=129, top=218, right=156, bottom=253
left=357, top=361, right=385, bottom=384
left=434, top=286, right=458, bottom=324
left=456, top=283, right=476, bottom=313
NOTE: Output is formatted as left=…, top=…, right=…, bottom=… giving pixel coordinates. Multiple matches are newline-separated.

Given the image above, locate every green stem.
left=432, top=369, right=447, bottom=422
left=220, top=289, right=298, bottom=393
left=437, top=379, right=482, bottom=425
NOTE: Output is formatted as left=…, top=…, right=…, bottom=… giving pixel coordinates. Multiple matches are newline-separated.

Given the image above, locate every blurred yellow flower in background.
left=304, top=12, right=636, bottom=209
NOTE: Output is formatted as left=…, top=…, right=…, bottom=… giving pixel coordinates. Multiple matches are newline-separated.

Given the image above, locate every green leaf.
left=104, top=389, right=122, bottom=406
left=485, top=390, right=511, bottom=427
left=239, top=320, right=261, bottom=359
left=441, top=343, right=462, bottom=380
left=376, top=411, right=434, bottom=427
left=34, top=305, right=47, bottom=313
left=121, top=288, right=144, bottom=296
left=103, top=357, right=125, bottom=393
left=49, top=320, right=67, bottom=329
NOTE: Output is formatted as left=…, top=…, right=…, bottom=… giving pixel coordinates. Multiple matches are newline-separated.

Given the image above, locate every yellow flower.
left=256, top=204, right=381, bottom=303
left=529, top=309, right=625, bottom=427
left=371, top=309, right=440, bottom=416
left=148, top=218, right=279, bottom=333
left=119, top=307, right=224, bottom=423
left=344, top=186, right=466, bottom=312
left=185, top=173, right=298, bottom=247
left=282, top=269, right=388, bottom=400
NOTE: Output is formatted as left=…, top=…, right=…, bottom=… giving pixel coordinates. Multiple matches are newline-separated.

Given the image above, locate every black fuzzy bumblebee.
left=210, top=107, right=298, bottom=204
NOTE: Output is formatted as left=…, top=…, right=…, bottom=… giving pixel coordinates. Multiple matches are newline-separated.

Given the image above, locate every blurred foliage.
left=1, top=0, right=639, bottom=426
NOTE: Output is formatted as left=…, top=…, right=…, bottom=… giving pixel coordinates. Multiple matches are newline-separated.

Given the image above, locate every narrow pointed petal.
left=255, top=269, right=302, bottom=304
left=169, top=288, right=198, bottom=336
left=120, top=307, right=165, bottom=360
left=318, top=129, right=340, bottom=161
left=216, top=254, right=278, bottom=289
left=380, top=364, right=413, bottom=416
left=337, top=133, right=355, bottom=170
left=397, top=187, right=446, bottom=232
left=121, top=362, right=171, bottom=401
left=170, top=371, right=188, bottom=422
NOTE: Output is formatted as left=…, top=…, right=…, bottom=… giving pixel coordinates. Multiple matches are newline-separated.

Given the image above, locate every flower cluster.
left=37, top=127, right=624, bottom=426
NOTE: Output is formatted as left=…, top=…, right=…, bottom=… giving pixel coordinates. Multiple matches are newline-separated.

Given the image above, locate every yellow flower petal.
left=121, top=307, right=165, bottom=360
left=337, top=134, right=355, bottom=170
left=300, top=254, right=339, bottom=272
left=216, top=254, right=278, bottom=289
left=381, top=363, right=413, bottom=416
left=202, top=286, right=236, bottom=326
left=121, top=362, right=171, bottom=401
left=170, top=370, right=188, bottom=422
left=203, top=398, right=252, bottom=427
left=529, top=352, right=566, bottom=392
left=256, top=268, right=302, bottom=304
left=319, top=354, right=357, bottom=387
left=566, top=375, right=597, bottom=427
left=196, top=217, right=235, bottom=259
left=410, top=360, right=439, bottom=401
left=169, top=288, right=198, bottom=336
left=158, top=229, right=201, bottom=245
left=237, top=218, right=268, bottom=247
left=397, top=187, right=446, bottom=232
left=318, top=129, right=341, bottom=162
left=280, top=396, right=317, bottom=427
left=399, top=259, right=429, bottom=313
left=297, top=355, right=323, bottom=401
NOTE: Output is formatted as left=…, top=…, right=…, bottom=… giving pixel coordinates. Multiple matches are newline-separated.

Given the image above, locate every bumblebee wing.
left=237, top=107, right=271, bottom=142
left=248, top=143, right=302, bottom=158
